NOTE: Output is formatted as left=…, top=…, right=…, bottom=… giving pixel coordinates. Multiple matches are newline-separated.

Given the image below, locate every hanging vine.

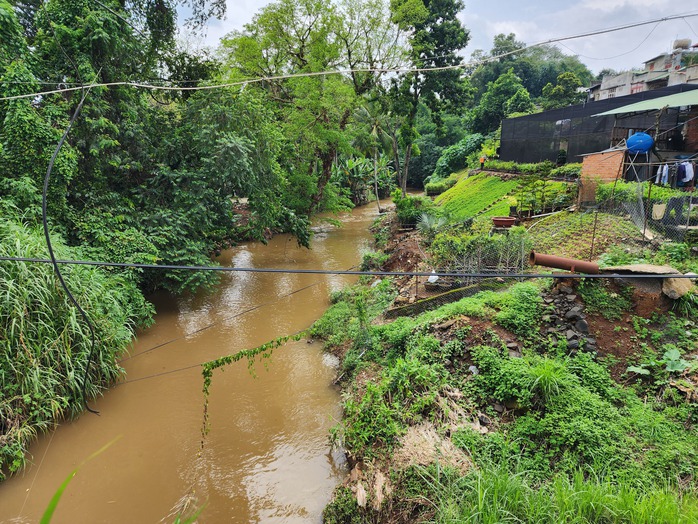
left=199, top=330, right=308, bottom=447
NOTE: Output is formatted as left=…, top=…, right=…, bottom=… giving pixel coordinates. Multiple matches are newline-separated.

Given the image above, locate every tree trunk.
left=401, top=145, right=411, bottom=197
left=309, top=150, right=334, bottom=214
left=373, top=147, right=381, bottom=212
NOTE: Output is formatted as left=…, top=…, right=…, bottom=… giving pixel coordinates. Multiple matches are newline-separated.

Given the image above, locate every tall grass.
left=420, top=464, right=698, bottom=523
left=0, top=217, right=153, bottom=478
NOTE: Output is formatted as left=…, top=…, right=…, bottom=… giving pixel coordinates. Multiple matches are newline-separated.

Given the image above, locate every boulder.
left=662, top=277, right=695, bottom=300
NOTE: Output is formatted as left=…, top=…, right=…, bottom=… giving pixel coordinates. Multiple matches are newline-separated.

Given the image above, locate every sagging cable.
left=42, top=89, right=100, bottom=415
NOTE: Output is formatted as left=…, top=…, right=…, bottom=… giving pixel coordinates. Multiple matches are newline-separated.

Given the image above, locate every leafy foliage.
left=431, top=133, right=484, bottom=179
left=0, top=216, right=153, bottom=478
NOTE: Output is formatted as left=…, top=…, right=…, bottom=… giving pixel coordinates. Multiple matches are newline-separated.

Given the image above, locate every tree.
left=505, top=87, right=535, bottom=115
left=540, top=71, right=586, bottom=110
left=469, top=68, right=528, bottom=134
left=470, top=35, right=592, bottom=102
left=221, top=0, right=403, bottom=214
left=388, top=0, right=471, bottom=195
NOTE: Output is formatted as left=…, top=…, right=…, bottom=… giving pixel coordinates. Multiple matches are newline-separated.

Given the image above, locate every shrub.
left=392, top=188, right=434, bottom=227
left=432, top=133, right=485, bottom=179
left=549, top=163, right=582, bottom=179
left=424, top=177, right=457, bottom=196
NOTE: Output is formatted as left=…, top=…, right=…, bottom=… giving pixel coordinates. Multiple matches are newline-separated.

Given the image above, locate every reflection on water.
left=0, top=203, right=383, bottom=523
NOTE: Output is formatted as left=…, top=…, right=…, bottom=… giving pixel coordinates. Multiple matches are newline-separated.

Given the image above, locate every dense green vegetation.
left=0, top=211, right=153, bottom=479
left=319, top=274, right=698, bottom=523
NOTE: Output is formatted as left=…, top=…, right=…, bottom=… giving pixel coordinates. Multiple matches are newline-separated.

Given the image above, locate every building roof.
left=592, top=89, right=698, bottom=116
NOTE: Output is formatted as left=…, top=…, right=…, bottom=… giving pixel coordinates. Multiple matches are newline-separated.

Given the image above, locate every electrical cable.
left=119, top=277, right=325, bottom=363
left=4, top=12, right=698, bottom=102
left=41, top=90, right=101, bottom=415
left=557, top=22, right=660, bottom=61
left=1, top=255, right=696, bottom=279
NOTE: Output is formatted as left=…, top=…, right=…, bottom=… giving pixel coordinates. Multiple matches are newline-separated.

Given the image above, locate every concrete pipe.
left=529, top=251, right=599, bottom=274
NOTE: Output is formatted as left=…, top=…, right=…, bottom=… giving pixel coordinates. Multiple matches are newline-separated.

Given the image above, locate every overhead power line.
left=1, top=255, right=696, bottom=279
left=3, top=11, right=698, bottom=102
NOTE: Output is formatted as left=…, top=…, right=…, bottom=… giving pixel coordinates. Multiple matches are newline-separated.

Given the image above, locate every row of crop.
left=485, top=159, right=582, bottom=179
left=435, top=173, right=520, bottom=221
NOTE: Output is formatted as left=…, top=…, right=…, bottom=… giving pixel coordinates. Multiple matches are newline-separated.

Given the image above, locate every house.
left=593, top=39, right=698, bottom=101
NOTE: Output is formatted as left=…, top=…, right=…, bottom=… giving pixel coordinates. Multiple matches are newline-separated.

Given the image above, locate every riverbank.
left=318, top=207, right=698, bottom=522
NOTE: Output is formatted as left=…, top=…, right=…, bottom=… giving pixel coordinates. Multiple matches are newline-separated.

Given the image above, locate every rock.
left=575, top=319, right=589, bottom=333
left=478, top=413, right=491, bottom=426
left=585, top=337, right=597, bottom=346
left=356, top=482, right=367, bottom=508
left=565, top=307, right=583, bottom=320
left=544, top=298, right=554, bottom=304
left=566, top=329, right=578, bottom=340
left=603, top=264, right=679, bottom=275
left=468, top=365, right=479, bottom=375
left=566, top=294, right=577, bottom=301
left=506, top=342, right=519, bottom=349
left=559, top=284, right=573, bottom=295
left=435, top=319, right=457, bottom=330
left=509, top=349, right=522, bottom=358
left=568, top=339, right=580, bottom=349
left=546, top=327, right=558, bottom=335
left=493, top=403, right=504, bottom=413
left=662, top=277, right=695, bottom=300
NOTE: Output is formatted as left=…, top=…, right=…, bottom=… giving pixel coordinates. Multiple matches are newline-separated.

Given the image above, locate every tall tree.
left=221, top=0, right=404, bottom=214
left=469, top=68, right=528, bottom=134
left=388, top=0, right=470, bottom=195
left=470, top=34, right=592, bottom=102
left=540, top=71, right=586, bottom=109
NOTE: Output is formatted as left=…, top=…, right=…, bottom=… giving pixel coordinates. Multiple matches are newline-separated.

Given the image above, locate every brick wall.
left=579, top=150, right=625, bottom=203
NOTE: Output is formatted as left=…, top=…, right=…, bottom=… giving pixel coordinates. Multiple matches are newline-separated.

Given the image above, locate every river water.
left=0, top=203, right=381, bottom=523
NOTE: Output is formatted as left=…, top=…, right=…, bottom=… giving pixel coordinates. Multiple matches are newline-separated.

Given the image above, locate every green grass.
left=435, top=173, right=520, bottom=221
left=418, top=464, right=698, bottom=524
left=529, top=211, right=643, bottom=260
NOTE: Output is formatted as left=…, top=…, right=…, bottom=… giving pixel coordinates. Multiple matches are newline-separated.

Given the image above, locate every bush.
left=549, top=163, right=582, bottom=179
left=432, top=133, right=485, bottom=179
left=392, top=188, right=434, bottom=227
left=424, top=177, right=457, bottom=196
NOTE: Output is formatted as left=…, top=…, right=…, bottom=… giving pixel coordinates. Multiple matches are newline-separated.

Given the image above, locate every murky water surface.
left=0, top=204, right=382, bottom=523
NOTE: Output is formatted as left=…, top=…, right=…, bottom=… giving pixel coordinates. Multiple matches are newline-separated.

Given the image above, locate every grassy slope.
left=319, top=279, right=698, bottom=523
left=435, top=172, right=520, bottom=221
left=529, top=211, right=645, bottom=260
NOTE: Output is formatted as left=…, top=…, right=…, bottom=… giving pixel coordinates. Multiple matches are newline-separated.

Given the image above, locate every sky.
left=181, top=1, right=698, bottom=75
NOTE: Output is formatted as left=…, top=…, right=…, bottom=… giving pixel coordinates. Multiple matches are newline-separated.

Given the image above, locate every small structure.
left=500, top=84, right=698, bottom=164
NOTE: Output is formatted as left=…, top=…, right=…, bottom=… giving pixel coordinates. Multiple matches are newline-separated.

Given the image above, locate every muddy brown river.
left=0, top=203, right=382, bottom=523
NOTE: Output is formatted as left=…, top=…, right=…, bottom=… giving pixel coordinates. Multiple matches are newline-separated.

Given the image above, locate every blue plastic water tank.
left=626, top=132, right=654, bottom=154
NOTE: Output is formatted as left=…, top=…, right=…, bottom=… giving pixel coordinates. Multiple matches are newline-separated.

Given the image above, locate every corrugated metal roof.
left=592, top=89, right=698, bottom=116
